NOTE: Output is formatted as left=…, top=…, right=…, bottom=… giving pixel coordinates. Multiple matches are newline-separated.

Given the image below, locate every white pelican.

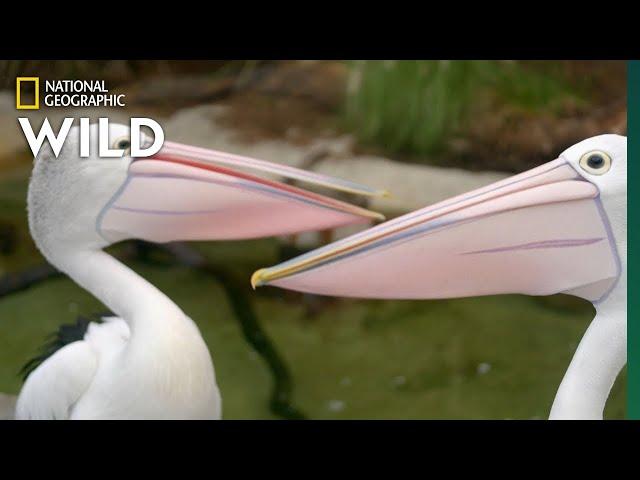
left=16, top=122, right=385, bottom=420
left=253, top=134, right=627, bottom=420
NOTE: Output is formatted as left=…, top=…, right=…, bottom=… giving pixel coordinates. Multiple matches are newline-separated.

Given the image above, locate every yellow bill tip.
left=369, top=188, right=392, bottom=198
left=372, top=211, right=386, bottom=222
left=251, top=269, right=268, bottom=289
left=346, top=205, right=385, bottom=222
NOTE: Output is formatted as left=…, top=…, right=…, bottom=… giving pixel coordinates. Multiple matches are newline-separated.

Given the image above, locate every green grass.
left=343, top=60, right=584, bottom=158
left=492, top=62, right=584, bottom=112
left=0, top=166, right=626, bottom=419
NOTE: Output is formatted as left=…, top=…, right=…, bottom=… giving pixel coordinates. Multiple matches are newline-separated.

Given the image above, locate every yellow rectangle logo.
left=16, top=77, right=39, bottom=110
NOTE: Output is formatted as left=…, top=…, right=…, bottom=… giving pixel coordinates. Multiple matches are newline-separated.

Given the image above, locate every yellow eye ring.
left=579, top=150, right=612, bottom=175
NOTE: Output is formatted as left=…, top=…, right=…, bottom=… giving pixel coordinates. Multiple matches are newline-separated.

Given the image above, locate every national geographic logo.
left=15, top=78, right=126, bottom=110
left=16, top=77, right=39, bottom=110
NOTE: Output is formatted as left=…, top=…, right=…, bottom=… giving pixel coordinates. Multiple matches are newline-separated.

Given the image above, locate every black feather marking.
left=19, top=312, right=113, bottom=382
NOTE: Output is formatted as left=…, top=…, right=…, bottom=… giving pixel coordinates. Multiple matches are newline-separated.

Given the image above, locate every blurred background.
left=0, top=60, right=627, bottom=419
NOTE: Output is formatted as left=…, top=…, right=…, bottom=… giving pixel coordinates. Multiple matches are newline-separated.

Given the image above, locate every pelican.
left=253, top=134, right=627, bottom=420
left=15, top=122, right=385, bottom=420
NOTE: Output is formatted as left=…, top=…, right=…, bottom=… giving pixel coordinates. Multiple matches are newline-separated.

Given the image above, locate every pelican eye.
left=112, top=137, right=131, bottom=152
left=579, top=150, right=611, bottom=175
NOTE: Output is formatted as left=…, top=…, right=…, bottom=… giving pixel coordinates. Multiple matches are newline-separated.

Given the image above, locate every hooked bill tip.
left=251, top=269, right=268, bottom=289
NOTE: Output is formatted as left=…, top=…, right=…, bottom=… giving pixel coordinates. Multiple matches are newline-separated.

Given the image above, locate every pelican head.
left=28, top=122, right=385, bottom=266
left=560, top=134, right=626, bottom=267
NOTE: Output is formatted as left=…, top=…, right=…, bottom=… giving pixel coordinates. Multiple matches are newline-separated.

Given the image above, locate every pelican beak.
left=252, top=157, right=621, bottom=303
left=96, top=141, right=386, bottom=243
